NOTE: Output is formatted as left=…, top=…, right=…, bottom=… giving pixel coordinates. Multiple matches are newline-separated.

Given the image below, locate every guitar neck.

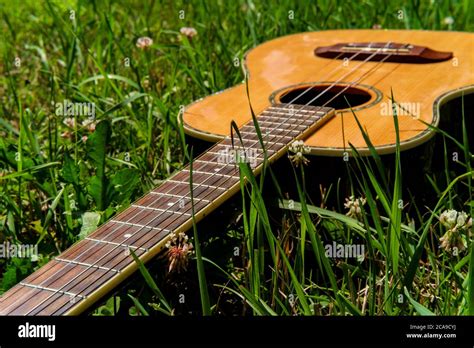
left=0, top=104, right=334, bottom=315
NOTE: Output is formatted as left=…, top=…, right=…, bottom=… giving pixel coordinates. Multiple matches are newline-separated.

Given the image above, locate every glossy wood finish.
left=182, top=30, right=474, bottom=155
left=0, top=104, right=334, bottom=315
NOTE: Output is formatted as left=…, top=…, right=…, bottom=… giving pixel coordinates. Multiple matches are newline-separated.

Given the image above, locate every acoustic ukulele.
left=0, top=29, right=472, bottom=315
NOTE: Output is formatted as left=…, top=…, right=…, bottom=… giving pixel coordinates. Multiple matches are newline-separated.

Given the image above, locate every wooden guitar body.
left=182, top=30, right=474, bottom=155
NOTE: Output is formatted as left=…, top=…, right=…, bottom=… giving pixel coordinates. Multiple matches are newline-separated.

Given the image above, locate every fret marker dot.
left=124, top=234, right=132, bottom=238
left=167, top=202, right=173, bottom=206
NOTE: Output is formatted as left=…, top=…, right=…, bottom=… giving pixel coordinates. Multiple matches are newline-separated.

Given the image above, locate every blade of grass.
left=129, top=249, right=173, bottom=315
left=189, top=148, right=211, bottom=315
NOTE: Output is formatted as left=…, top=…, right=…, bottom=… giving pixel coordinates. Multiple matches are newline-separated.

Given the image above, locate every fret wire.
left=206, top=150, right=266, bottom=166
left=242, top=126, right=300, bottom=139
left=170, top=170, right=239, bottom=189
left=112, top=206, right=171, bottom=228
left=0, top=286, right=38, bottom=314
left=43, top=261, right=110, bottom=297
left=85, top=237, right=149, bottom=252
left=260, top=114, right=317, bottom=124
left=19, top=105, right=328, bottom=315
left=181, top=169, right=239, bottom=179
left=195, top=152, right=233, bottom=165
left=256, top=119, right=308, bottom=129
left=188, top=160, right=239, bottom=177
left=3, top=257, right=110, bottom=315
left=55, top=238, right=134, bottom=271
left=268, top=105, right=326, bottom=114
left=119, top=205, right=191, bottom=231
left=221, top=137, right=287, bottom=148
left=0, top=260, right=63, bottom=309
left=191, top=161, right=241, bottom=180
left=166, top=179, right=226, bottom=191
left=151, top=188, right=215, bottom=205
left=19, top=283, right=86, bottom=299
left=262, top=121, right=312, bottom=131
left=55, top=257, right=121, bottom=273
left=68, top=230, right=151, bottom=273
left=227, top=139, right=287, bottom=149
left=259, top=113, right=315, bottom=124
left=266, top=106, right=322, bottom=115
left=149, top=190, right=211, bottom=202
left=88, top=223, right=153, bottom=251
left=208, top=149, right=275, bottom=156
left=209, top=140, right=286, bottom=161
left=1, top=257, right=88, bottom=314
left=258, top=109, right=315, bottom=119
left=27, top=241, right=148, bottom=303
left=146, top=192, right=213, bottom=213
left=238, top=130, right=294, bottom=142
left=188, top=164, right=238, bottom=180
left=212, top=143, right=279, bottom=154
left=1, top=259, right=59, bottom=300
left=131, top=204, right=193, bottom=216
left=252, top=120, right=308, bottom=131
left=176, top=172, right=240, bottom=188
left=194, top=158, right=234, bottom=166
left=240, top=124, right=302, bottom=134
left=150, top=191, right=210, bottom=203
left=110, top=219, right=169, bottom=232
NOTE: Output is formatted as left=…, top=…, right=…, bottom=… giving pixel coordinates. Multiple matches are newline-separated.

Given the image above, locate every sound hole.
left=279, top=84, right=372, bottom=110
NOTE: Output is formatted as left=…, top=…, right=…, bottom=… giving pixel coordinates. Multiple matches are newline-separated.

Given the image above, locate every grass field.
left=0, top=0, right=473, bottom=316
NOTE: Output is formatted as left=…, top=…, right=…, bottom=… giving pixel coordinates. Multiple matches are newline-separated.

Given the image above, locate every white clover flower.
left=443, top=16, right=454, bottom=25
left=439, top=209, right=458, bottom=229
left=456, top=211, right=468, bottom=228
left=344, top=196, right=367, bottom=221
left=289, top=140, right=309, bottom=154
left=82, top=119, right=96, bottom=132
left=438, top=209, right=472, bottom=253
left=60, top=131, right=73, bottom=139
left=180, top=27, right=198, bottom=39
left=164, top=232, right=194, bottom=273
left=136, top=36, right=153, bottom=49
left=288, top=140, right=310, bottom=166
left=63, top=117, right=76, bottom=128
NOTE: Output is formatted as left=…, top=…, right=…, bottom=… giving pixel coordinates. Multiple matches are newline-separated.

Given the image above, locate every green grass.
left=0, top=0, right=472, bottom=315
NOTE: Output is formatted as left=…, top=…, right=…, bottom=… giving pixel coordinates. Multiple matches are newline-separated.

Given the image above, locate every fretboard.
left=0, top=104, right=334, bottom=315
